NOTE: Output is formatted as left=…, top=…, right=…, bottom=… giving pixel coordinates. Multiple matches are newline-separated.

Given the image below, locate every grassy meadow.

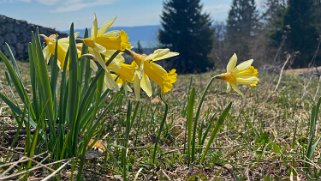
left=1, top=59, right=321, bottom=180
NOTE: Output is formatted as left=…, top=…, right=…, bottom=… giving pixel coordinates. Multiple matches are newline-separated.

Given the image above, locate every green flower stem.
left=191, top=76, right=217, bottom=162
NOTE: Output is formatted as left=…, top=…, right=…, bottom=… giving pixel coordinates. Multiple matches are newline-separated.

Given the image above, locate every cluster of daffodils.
left=41, top=15, right=259, bottom=98
left=41, top=15, right=179, bottom=98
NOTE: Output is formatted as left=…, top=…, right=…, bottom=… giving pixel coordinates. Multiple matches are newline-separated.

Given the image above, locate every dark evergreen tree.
left=263, top=0, right=287, bottom=37
left=260, top=0, right=287, bottom=63
left=277, top=0, right=321, bottom=67
left=225, top=0, right=260, bottom=60
left=159, top=0, right=214, bottom=73
left=136, top=41, right=144, bottom=54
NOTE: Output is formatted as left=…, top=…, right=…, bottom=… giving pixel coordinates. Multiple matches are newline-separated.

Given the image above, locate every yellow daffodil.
left=89, top=50, right=125, bottom=91
left=102, top=64, right=135, bottom=91
left=129, top=49, right=179, bottom=98
left=83, top=15, right=131, bottom=75
left=42, top=33, right=81, bottom=70
left=112, top=62, right=136, bottom=83
left=106, top=54, right=136, bottom=92
left=109, top=73, right=133, bottom=93
left=104, top=62, right=136, bottom=92
left=216, top=53, right=259, bottom=97
left=42, top=34, right=69, bottom=70
left=83, top=15, right=131, bottom=52
left=89, top=50, right=135, bottom=91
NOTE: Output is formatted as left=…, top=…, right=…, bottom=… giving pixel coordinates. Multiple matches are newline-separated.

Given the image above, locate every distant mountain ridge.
left=70, top=25, right=160, bottom=48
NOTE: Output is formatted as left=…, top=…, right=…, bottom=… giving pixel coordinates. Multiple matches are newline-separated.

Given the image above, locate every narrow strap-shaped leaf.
left=67, top=23, right=81, bottom=155
left=130, top=102, right=140, bottom=129
left=78, top=69, right=104, bottom=128
left=79, top=28, right=89, bottom=87
left=30, top=31, right=56, bottom=143
left=50, top=41, right=59, bottom=103
left=84, top=29, right=92, bottom=91
left=58, top=49, right=70, bottom=124
left=306, top=97, right=321, bottom=160
left=152, top=95, right=169, bottom=163
left=186, top=88, right=195, bottom=164
left=0, top=93, right=23, bottom=115
left=4, top=72, right=14, bottom=95
left=5, top=43, right=21, bottom=78
left=201, top=102, right=232, bottom=163
left=76, top=72, right=105, bottom=180
left=201, top=113, right=217, bottom=146
left=28, top=43, right=39, bottom=118
left=193, top=77, right=215, bottom=162
left=31, top=31, right=54, bottom=121
left=0, top=51, right=30, bottom=108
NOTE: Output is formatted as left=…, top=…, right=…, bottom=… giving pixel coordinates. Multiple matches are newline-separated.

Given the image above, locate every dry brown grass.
left=1, top=62, right=321, bottom=180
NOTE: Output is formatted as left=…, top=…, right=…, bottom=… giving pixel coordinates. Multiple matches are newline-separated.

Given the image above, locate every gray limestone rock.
left=0, top=14, right=66, bottom=60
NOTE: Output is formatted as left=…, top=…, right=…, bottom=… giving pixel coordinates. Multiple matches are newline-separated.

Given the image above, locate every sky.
left=0, top=0, right=265, bottom=31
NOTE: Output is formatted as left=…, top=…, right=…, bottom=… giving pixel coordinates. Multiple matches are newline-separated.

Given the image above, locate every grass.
left=1, top=58, right=321, bottom=180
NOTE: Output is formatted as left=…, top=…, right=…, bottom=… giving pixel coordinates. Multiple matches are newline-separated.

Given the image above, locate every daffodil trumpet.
left=125, top=49, right=179, bottom=98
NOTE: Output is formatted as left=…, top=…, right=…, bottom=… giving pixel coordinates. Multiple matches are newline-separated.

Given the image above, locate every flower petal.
left=226, top=83, right=231, bottom=93
left=93, top=50, right=108, bottom=72
left=92, top=14, right=98, bottom=38
left=236, top=59, right=253, bottom=71
left=43, top=46, right=51, bottom=64
left=104, top=72, right=119, bottom=91
left=152, top=51, right=179, bottom=61
left=93, top=43, right=106, bottom=53
left=236, top=77, right=259, bottom=85
left=123, top=83, right=133, bottom=92
left=133, top=74, right=141, bottom=99
left=89, top=59, right=98, bottom=71
left=145, top=49, right=179, bottom=61
left=227, top=53, right=237, bottom=72
left=230, top=83, right=244, bottom=97
left=98, top=17, right=116, bottom=35
left=140, top=73, right=152, bottom=97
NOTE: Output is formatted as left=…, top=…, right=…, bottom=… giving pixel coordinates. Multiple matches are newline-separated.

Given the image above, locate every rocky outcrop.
left=0, top=15, right=66, bottom=60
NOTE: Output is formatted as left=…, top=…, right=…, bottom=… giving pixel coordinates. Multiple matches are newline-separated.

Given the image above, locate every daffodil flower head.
left=83, top=15, right=131, bottom=52
left=104, top=52, right=136, bottom=87
left=112, top=62, right=136, bottom=83
left=216, top=53, right=259, bottom=97
left=41, top=34, right=69, bottom=70
left=129, top=49, right=179, bottom=98
left=86, top=50, right=124, bottom=91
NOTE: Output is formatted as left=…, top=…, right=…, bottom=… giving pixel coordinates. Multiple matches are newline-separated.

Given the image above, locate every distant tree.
left=136, top=41, right=144, bottom=54
left=313, top=1, right=321, bottom=33
left=159, top=0, right=214, bottom=73
left=258, top=0, right=287, bottom=63
left=263, top=0, right=287, bottom=23
left=264, top=0, right=287, bottom=40
left=210, top=22, right=228, bottom=68
left=276, top=0, right=321, bottom=67
left=284, top=0, right=321, bottom=67
left=225, top=0, right=260, bottom=61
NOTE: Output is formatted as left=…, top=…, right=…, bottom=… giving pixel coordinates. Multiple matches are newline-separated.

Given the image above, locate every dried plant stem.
left=274, top=54, right=291, bottom=92
left=301, top=76, right=312, bottom=100
left=0, top=158, right=70, bottom=180
left=313, top=76, right=321, bottom=101
left=42, top=160, right=71, bottom=181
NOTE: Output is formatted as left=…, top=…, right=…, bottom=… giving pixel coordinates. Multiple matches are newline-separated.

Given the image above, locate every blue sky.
left=0, top=0, right=265, bottom=31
